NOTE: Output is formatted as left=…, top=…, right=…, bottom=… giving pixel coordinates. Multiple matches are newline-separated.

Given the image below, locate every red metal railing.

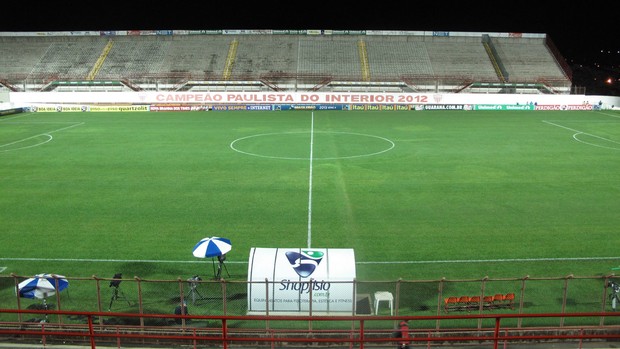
left=1, top=309, right=619, bottom=349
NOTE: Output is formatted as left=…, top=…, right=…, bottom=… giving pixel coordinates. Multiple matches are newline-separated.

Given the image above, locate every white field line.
left=598, top=111, right=620, bottom=119
left=0, top=122, right=84, bottom=151
left=542, top=120, right=620, bottom=149
left=0, top=256, right=618, bottom=265
left=307, top=111, right=315, bottom=248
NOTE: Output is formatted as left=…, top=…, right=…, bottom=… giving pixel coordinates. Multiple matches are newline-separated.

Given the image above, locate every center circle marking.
left=230, top=131, right=395, bottom=160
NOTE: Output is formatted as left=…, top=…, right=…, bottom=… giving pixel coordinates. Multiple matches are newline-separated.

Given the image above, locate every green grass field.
left=1, top=109, right=620, bottom=285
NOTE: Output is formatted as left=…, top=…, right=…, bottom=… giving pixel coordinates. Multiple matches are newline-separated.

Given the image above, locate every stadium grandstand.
left=0, top=29, right=573, bottom=95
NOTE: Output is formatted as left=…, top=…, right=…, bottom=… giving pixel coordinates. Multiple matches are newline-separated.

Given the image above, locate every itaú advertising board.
left=247, top=248, right=356, bottom=314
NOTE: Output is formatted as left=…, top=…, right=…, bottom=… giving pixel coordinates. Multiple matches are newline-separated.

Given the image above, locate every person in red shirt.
left=397, top=320, right=410, bottom=349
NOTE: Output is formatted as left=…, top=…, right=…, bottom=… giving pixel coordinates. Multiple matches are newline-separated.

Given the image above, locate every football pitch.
left=1, top=109, right=620, bottom=283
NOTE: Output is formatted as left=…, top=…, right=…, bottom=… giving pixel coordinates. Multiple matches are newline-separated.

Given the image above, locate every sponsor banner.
left=422, top=104, right=467, bottom=110
left=274, top=105, right=346, bottom=111
left=151, top=92, right=424, bottom=105
left=317, top=104, right=346, bottom=110
left=150, top=105, right=208, bottom=111
left=31, top=105, right=150, bottom=112
left=211, top=105, right=267, bottom=111
left=12, top=92, right=617, bottom=109
left=248, top=248, right=356, bottom=313
left=474, top=105, right=534, bottom=111
left=356, top=104, right=414, bottom=111
left=87, top=105, right=150, bottom=112
left=475, top=105, right=505, bottom=110
left=505, top=105, right=534, bottom=110
left=349, top=104, right=413, bottom=111
left=4, top=91, right=451, bottom=105
left=212, top=105, right=247, bottom=111
left=186, top=30, right=223, bottom=35
left=272, top=30, right=305, bottom=35
left=291, top=104, right=317, bottom=110
left=287, top=104, right=347, bottom=110
left=332, top=30, right=366, bottom=35
left=534, top=104, right=594, bottom=111
left=247, top=105, right=272, bottom=111
left=31, top=105, right=89, bottom=112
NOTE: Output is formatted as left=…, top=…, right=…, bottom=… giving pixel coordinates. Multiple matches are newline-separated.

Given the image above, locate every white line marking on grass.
left=0, top=134, right=52, bottom=151
left=1, top=256, right=618, bottom=265
left=357, top=256, right=620, bottom=264
left=598, top=111, right=620, bottom=119
left=230, top=131, right=395, bottom=160
left=0, top=267, right=6, bottom=272
left=307, top=112, right=315, bottom=248
left=46, top=122, right=84, bottom=134
left=542, top=120, right=620, bottom=150
left=0, top=257, right=242, bottom=264
left=0, top=122, right=84, bottom=152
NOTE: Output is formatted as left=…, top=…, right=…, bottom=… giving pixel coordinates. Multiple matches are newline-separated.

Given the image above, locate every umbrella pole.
left=43, top=298, right=48, bottom=322
left=211, top=258, right=217, bottom=279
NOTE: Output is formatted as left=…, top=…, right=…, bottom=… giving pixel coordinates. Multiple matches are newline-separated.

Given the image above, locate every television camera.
left=607, top=280, right=620, bottom=310
left=108, top=273, right=130, bottom=311
left=109, top=273, right=122, bottom=288
left=215, top=253, right=229, bottom=279
left=187, top=275, right=202, bottom=285
left=186, top=275, right=204, bottom=304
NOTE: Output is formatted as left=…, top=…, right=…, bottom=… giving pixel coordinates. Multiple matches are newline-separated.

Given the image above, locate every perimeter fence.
left=1, top=273, right=619, bottom=330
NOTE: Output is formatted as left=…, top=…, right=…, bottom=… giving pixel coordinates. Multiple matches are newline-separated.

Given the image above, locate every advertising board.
left=247, top=248, right=356, bottom=314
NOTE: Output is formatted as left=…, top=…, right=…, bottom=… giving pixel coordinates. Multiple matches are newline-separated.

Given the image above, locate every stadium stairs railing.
left=0, top=309, right=619, bottom=349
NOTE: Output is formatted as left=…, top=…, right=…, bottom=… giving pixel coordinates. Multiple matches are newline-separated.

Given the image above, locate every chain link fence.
left=1, top=273, right=618, bottom=329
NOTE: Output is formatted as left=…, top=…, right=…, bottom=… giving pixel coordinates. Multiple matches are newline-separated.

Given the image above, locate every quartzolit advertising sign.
left=247, top=248, right=356, bottom=314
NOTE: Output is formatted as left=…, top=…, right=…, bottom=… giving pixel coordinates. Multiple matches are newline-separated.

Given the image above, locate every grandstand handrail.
left=1, top=308, right=619, bottom=349
left=0, top=71, right=572, bottom=94
left=544, top=36, right=573, bottom=80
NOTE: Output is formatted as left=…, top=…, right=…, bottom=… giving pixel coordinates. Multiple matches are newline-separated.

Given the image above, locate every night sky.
left=2, top=1, right=618, bottom=95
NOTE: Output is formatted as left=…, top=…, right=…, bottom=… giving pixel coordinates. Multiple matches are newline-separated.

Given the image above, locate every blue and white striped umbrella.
left=17, top=273, right=69, bottom=299
left=192, top=236, right=232, bottom=258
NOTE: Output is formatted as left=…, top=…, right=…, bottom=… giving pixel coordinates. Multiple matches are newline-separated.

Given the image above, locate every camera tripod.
left=186, top=278, right=205, bottom=304
left=213, top=255, right=230, bottom=280
left=108, top=285, right=130, bottom=311
left=608, top=281, right=620, bottom=311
